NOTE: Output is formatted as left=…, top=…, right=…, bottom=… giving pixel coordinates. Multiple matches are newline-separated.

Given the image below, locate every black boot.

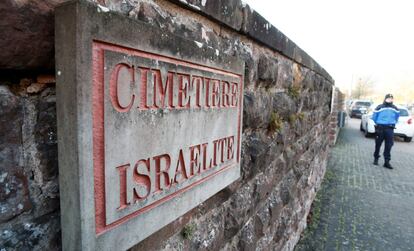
left=373, top=158, right=379, bottom=165
left=384, top=160, right=393, bottom=169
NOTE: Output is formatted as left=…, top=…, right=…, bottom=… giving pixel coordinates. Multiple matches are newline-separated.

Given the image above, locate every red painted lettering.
left=113, top=135, right=236, bottom=212
left=116, top=164, right=130, bottom=210
left=152, top=69, right=175, bottom=108
left=174, top=149, right=188, bottom=183
left=227, top=136, right=234, bottom=160
left=204, top=77, right=211, bottom=107
left=230, top=82, right=238, bottom=107
left=212, top=139, right=220, bottom=167
left=133, top=159, right=151, bottom=201
left=219, top=138, right=226, bottom=163
left=211, top=79, right=220, bottom=107
left=189, top=144, right=201, bottom=176
left=192, top=76, right=203, bottom=108
left=153, top=154, right=171, bottom=192
left=110, top=63, right=135, bottom=112
left=177, top=73, right=191, bottom=108
left=221, top=80, right=230, bottom=107
left=201, top=143, right=209, bottom=171
left=138, top=67, right=150, bottom=109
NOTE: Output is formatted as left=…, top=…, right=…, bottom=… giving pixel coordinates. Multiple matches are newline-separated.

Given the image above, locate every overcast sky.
left=242, top=0, right=414, bottom=95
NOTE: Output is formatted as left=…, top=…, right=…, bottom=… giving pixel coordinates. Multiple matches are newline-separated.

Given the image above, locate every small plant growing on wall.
left=288, top=114, right=297, bottom=125
left=268, top=111, right=283, bottom=134
left=181, top=223, right=197, bottom=240
left=287, top=85, right=301, bottom=99
left=289, top=112, right=305, bottom=125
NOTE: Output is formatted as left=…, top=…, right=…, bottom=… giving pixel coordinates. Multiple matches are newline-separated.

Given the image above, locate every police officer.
left=372, top=94, right=400, bottom=169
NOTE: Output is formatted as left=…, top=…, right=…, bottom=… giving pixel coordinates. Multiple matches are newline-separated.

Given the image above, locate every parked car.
left=346, top=100, right=354, bottom=111
left=349, top=100, right=372, bottom=118
left=360, top=104, right=414, bottom=142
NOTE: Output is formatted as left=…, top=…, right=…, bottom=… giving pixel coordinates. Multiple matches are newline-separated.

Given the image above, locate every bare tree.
left=351, top=76, right=374, bottom=99
left=396, top=81, right=414, bottom=104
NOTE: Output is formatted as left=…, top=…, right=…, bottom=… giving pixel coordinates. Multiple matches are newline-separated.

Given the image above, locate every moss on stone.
left=288, top=112, right=305, bottom=125
left=181, top=223, right=196, bottom=240
left=268, top=111, right=283, bottom=133
left=288, top=85, right=301, bottom=99
left=288, top=114, right=297, bottom=125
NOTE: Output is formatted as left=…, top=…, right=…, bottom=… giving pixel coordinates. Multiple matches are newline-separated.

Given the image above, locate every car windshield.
left=355, top=102, right=371, bottom=107
left=399, top=109, right=409, bottom=116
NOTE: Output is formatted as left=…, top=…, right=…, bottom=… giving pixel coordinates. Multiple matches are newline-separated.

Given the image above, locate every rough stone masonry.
left=0, top=0, right=336, bottom=250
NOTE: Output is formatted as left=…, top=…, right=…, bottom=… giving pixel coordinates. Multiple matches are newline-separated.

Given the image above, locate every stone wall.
left=0, top=77, right=60, bottom=250
left=329, top=87, right=346, bottom=146
left=0, top=0, right=336, bottom=250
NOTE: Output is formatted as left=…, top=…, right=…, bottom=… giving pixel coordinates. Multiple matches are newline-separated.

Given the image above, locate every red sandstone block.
left=37, top=75, right=56, bottom=84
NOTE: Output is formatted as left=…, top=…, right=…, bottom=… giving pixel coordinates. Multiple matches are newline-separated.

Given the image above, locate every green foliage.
left=288, top=114, right=297, bottom=125
left=268, top=111, right=283, bottom=133
left=287, top=85, right=301, bottom=99
left=181, top=223, right=196, bottom=240
left=288, top=112, right=305, bottom=125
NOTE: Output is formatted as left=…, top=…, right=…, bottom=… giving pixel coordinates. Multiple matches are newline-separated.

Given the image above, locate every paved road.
left=295, top=118, right=414, bottom=251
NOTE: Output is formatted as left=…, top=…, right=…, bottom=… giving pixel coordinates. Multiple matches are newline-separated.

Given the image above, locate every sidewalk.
left=295, top=118, right=414, bottom=251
